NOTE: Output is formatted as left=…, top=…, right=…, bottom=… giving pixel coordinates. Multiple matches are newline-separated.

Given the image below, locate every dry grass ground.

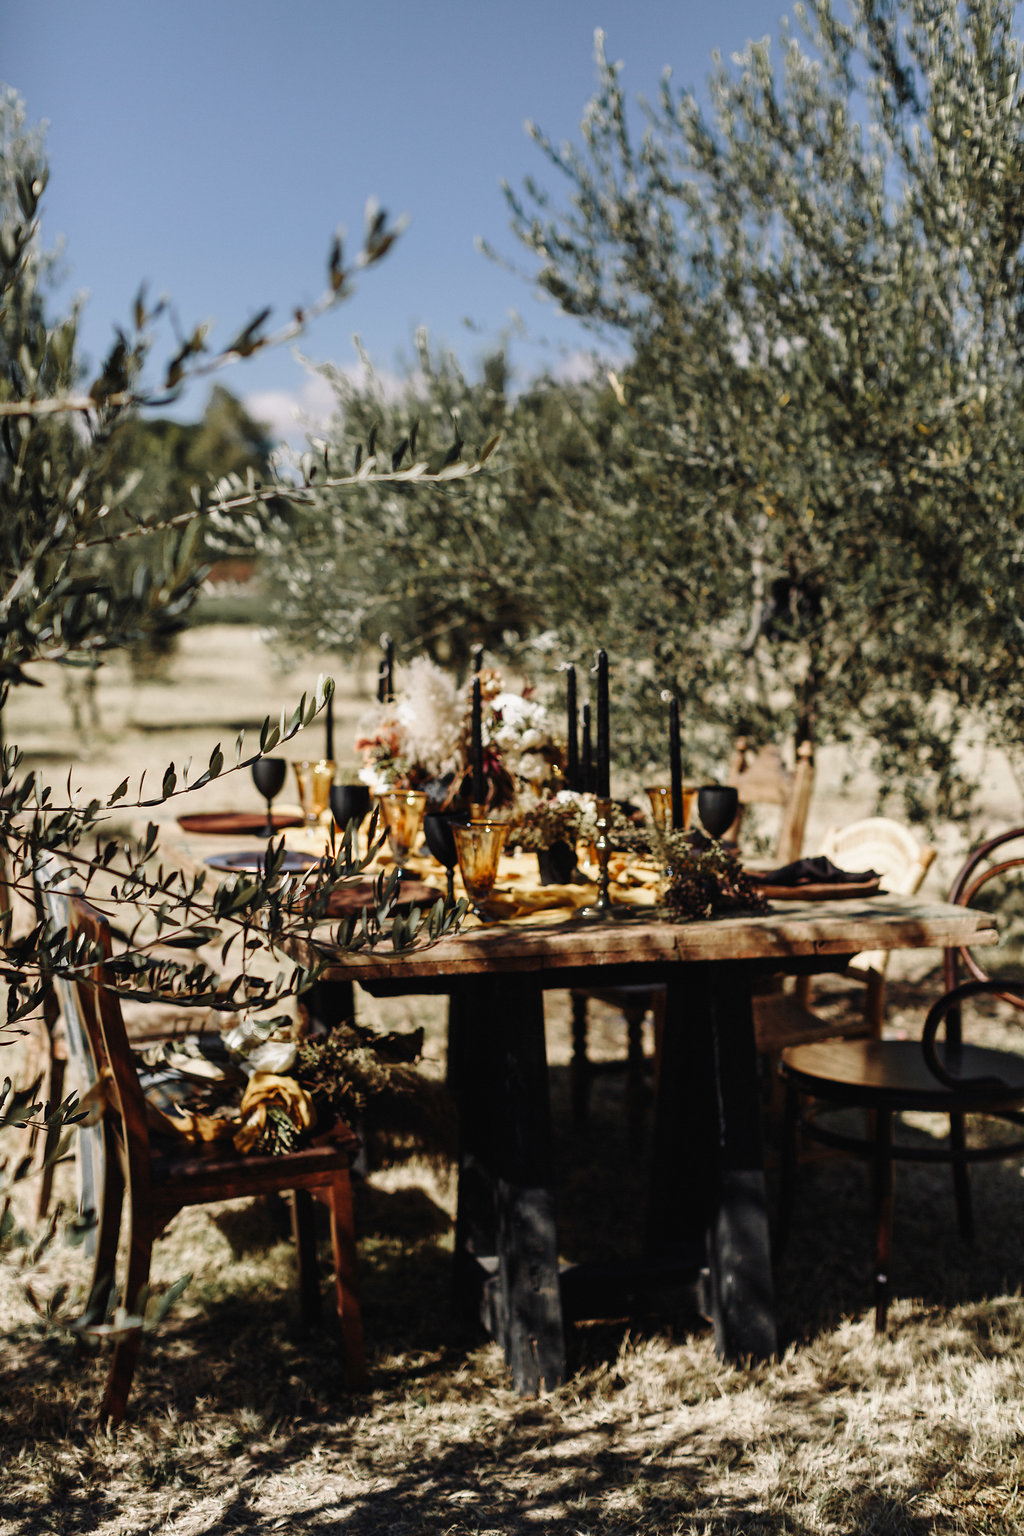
left=3, top=620, right=1024, bottom=1535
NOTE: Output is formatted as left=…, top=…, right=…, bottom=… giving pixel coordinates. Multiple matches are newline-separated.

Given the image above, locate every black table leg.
left=647, top=964, right=777, bottom=1360
left=451, top=975, right=566, bottom=1393
left=298, top=977, right=357, bottom=1034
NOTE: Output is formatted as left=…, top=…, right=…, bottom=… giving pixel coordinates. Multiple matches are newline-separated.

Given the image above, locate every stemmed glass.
left=294, top=759, right=335, bottom=833
left=453, top=818, right=509, bottom=920
left=251, top=757, right=287, bottom=838
left=645, top=785, right=672, bottom=831
left=377, top=789, right=427, bottom=877
left=423, top=811, right=466, bottom=903
left=697, top=784, right=739, bottom=840
left=330, top=782, right=372, bottom=861
left=330, top=783, right=371, bottom=834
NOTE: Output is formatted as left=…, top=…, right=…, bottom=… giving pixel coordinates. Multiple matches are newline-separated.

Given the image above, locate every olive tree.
left=0, top=98, right=481, bottom=1235
left=495, top=0, right=1024, bottom=815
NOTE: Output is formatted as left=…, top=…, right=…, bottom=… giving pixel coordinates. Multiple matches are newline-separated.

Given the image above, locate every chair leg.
left=949, top=1112, right=974, bottom=1245
left=776, top=1076, right=800, bottom=1257
left=624, top=1005, right=647, bottom=1150
left=321, top=1173, right=365, bottom=1387
left=100, top=1207, right=153, bottom=1426
left=871, top=1109, right=894, bottom=1333
left=291, top=1188, right=323, bottom=1325
left=863, top=971, right=886, bottom=1038
left=570, top=992, right=590, bottom=1130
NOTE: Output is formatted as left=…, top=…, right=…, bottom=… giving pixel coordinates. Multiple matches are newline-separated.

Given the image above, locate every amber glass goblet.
left=645, top=785, right=672, bottom=831
left=294, top=759, right=335, bottom=832
left=378, top=789, right=427, bottom=875
left=453, top=818, right=509, bottom=920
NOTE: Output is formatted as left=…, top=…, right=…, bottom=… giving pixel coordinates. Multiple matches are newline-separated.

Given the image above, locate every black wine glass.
left=251, top=757, right=287, bottom=838
left=423, top=811, right=466, bottom=903
left=697, top=784, right=739, bottom=841
left=330, top=783, right=371, bottom=834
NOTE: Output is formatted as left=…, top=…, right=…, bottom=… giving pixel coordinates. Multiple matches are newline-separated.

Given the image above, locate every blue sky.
left=7, top=1, right=791, bottom=442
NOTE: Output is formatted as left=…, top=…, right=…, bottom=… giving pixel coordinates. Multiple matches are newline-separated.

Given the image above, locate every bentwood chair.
left=53, top=888, right=364, bottom=1424
left=778, top=978, right=1024, bottom=1331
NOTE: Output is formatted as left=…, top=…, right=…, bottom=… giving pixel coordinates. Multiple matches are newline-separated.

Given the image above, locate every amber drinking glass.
left=294, top=759, right=335, bottom=831
left=647, top=783, right=698, bottom=832
left=645, top=785, right=672, bottom=831
left=377, top=789, right=427, bottom=874
left=453, top=819, right=509, bottom=919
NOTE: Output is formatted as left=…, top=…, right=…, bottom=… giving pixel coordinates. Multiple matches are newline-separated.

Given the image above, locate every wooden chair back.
left=822, top=817, right=936, bottom=896
left=65, top=894, right=155, bottom=1188
left=50, top=887, right=364, bottom=1424
left=727, top=737, right=814, bottom=864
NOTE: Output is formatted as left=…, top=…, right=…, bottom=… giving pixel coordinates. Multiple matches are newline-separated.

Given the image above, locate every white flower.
left=358, top=762, right=391, bottom=793
left=247, top=1040, right=298, bottom=1075
left=518, top=751, right=552, bottom=785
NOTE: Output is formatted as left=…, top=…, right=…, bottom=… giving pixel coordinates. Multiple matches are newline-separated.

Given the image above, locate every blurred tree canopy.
left=492, top=0, right=1024, bottom=815
left=248, top=333, right=593, bottom=677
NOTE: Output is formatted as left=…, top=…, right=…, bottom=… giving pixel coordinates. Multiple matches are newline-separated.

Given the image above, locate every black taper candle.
left=325, top=686, right=335, bottom=760
left=377, top=660, right=388, bottom=704
left=581, top=704, right=593, bottom=793
left=473, top=645, right=483, bottom=673
left=471, top=677, right=484, bottom=804
left=595, top=649, right=610, bottom=798
left=565, top=665, right=578, bottom=790
left=385, top=635, right=395, bottom=700
left=669, top=696, right=683, bottom=829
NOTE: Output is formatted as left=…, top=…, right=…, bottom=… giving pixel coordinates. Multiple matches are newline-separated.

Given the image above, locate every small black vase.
left=536, top=840, right=578, bottom=885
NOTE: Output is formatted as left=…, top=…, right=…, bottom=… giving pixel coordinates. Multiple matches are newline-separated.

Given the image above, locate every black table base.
left=306, top=956, right=779, bottom=1392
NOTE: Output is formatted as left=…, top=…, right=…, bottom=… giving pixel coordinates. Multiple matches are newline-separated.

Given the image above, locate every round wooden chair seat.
left=781, top=1037, right=1024, bottom=1114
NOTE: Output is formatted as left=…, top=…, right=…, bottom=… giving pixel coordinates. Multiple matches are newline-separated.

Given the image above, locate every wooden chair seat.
left=782, top=1036, right=1024, bottom=1112
left=45, top=883, right=364, bottom=1425
left=778, top=978, right=1024, bottom=1331
left=146, top=1131, right=358, bottom=1200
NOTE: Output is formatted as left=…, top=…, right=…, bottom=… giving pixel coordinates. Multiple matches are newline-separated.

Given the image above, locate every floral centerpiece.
left=460, top=667, right=564, bottom=810
left=355, top=658, right=566, bottom=813
left=354, top=656, right=463, bottom=801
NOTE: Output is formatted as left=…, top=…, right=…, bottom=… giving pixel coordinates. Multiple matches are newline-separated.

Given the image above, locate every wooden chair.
left=727, top=737, right=815, bottom=865
left=53, top=888, right=364, bottom=1424
left=778, top=977, right=1024, bottom=1331
left=773, top=818, right=938, bottom=1046
left=568, top=738, right=815, bottom=1137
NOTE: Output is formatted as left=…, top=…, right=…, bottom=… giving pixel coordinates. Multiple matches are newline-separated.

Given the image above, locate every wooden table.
left=288, top=894, right=997, bottom=1392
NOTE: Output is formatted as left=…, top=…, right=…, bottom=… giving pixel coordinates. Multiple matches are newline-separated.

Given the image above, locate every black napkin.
left=750, top=855, right=879, bottom=887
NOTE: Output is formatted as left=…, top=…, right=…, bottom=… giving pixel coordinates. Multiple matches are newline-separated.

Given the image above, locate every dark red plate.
left=314, top=878, right=444, bottom=918
left=179, top=811, right=303, bottom=835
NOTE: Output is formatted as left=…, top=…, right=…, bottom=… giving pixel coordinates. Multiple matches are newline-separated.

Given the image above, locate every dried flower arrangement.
left=354, top=656, right=464, bottom=795
left=137, top=1015, right=452, bottom=1163
left=654, top=832, right=770, bottom=921
left=355, top=658, right=565, bottom=812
